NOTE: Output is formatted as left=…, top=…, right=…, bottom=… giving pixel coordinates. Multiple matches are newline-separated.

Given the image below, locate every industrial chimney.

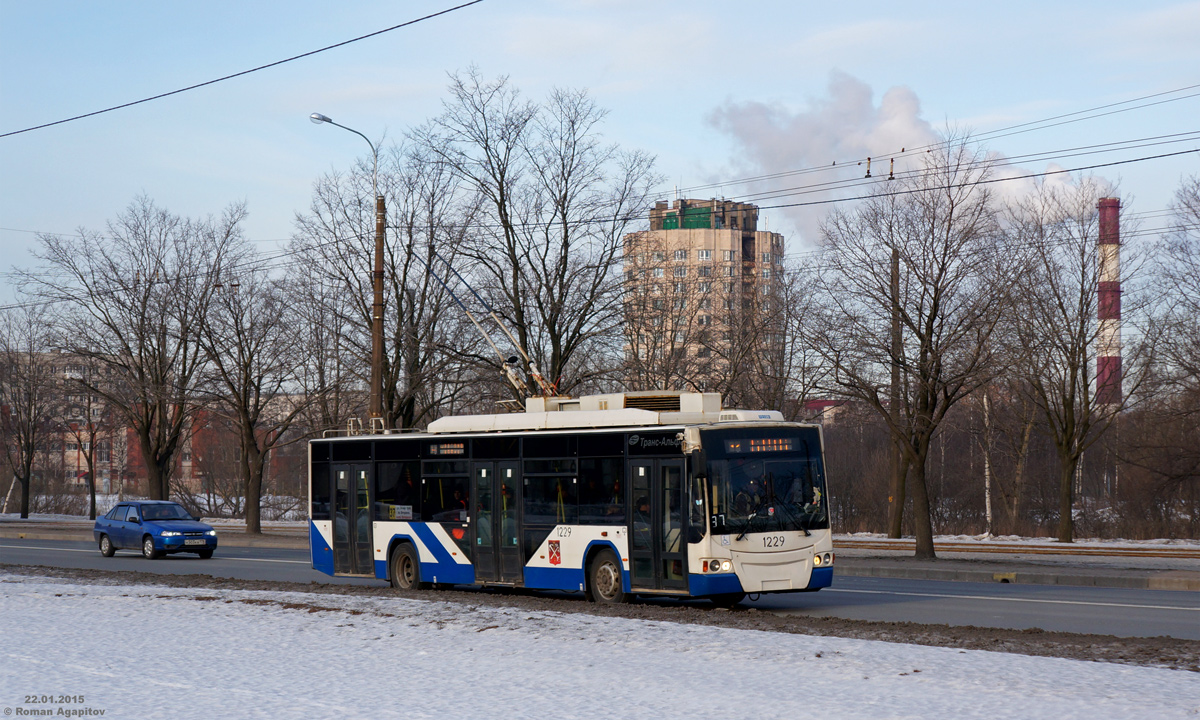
left=1096, top=198, right=1121, bottom=404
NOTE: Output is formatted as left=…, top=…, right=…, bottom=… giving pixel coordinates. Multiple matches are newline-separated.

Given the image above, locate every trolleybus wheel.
left=709, top=592, right=745, bottom=608
left=588, top=549, right=626, bottom=604
left=390, top=544, right=429, bottom=591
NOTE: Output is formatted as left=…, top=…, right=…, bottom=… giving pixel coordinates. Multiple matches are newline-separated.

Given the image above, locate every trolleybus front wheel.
left=588, top=549, right=626, bottom=604
left=390, top=544, right=430, bottom=591
left=709, top=592, right=745, bottom=608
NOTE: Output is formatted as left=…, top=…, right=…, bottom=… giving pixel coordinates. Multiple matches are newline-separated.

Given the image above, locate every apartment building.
left=623, top=199, right=785, bottom=390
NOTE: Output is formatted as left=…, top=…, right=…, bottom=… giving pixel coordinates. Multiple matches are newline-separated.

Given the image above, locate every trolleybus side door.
left=472, top=462, right=498, bottom=583
left=473, top=460, right=523, bottom=584
left=627, top=458, right=688, bottom=591
left=332, top=463, right=373, bottom=576
left=497, top=460, right=522, bottom=583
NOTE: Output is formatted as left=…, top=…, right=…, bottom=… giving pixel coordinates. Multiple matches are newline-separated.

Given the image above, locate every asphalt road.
left=3, top=538, right=1197, bottom=640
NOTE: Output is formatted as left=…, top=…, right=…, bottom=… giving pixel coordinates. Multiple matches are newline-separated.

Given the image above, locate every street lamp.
left=310, top=112, right=387, bottom=431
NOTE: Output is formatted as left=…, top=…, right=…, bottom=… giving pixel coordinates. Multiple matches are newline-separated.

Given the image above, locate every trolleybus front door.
left=628, top=458, right=688, bottom=592
left=473, top=460, right=523, bottom=585
left=332, top=463, right=373, bottom=576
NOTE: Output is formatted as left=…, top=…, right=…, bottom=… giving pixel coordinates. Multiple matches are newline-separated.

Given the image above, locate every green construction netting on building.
left=661, top=206, right=712, bottom=230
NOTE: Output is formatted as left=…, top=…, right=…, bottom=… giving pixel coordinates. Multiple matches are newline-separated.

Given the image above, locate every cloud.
left=706, top=71, right=939, bottom=246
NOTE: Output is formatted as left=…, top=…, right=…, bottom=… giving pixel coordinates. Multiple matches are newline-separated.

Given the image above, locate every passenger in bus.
left=733, top=462, right=766, bottom=516
left=476, top=502, right=492, bottom=544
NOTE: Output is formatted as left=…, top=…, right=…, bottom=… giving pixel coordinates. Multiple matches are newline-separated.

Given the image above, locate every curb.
left=0, top=529, right=307, bottom=550
left=836, top=563, right=1200, bottom=592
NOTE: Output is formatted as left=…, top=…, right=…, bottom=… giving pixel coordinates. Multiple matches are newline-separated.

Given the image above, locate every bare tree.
left=801, top=133, right=1013, bottom=558
left=28, top=196, right=245, bottom=500
left=59, top=361, right=116, bottom=519
left=0, top=305, right=57, bottom=518
left=1122, top=175, right=1200, bottom=511
left=199, top=261, right=313, bottom=533
left=292, top=144, right=476, bottom=429
left=1005, top=178, right=1152, bottom=542
left=418, top=70, right=660, bottom=396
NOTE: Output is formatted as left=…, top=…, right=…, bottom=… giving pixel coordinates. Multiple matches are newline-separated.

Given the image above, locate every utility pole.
left=888, top=247, right=906, bottom=538
left=371, top=191, right=386, bottom=428
left=310, top=112, right=387, bottom=431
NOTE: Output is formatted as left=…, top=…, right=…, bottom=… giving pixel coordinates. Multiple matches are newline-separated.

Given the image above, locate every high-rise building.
left=622, top=199, right=785, bottom=391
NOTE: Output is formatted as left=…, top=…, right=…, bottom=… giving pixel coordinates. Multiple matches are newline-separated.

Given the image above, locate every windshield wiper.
left=735, top=486, right=777, bottom=541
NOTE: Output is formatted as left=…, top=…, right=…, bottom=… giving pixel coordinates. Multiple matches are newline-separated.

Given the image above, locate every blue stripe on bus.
left=310, top=521, right=334, bottom=576
left=408, top=523, right=475, bottom=585
left=374, top=559, right=387, bottom=580
left=688, top=572, right=743, bottom=596
left=523, top=565, right=585, bottom=592
left=808, top=566, right=833, bottom=589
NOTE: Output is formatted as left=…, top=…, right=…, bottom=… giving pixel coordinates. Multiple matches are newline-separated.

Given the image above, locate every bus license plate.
left=184, top=539, right=206, bottom=546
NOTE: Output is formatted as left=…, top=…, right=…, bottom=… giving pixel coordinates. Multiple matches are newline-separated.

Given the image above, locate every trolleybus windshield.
left=702, top=427, right=828, bottom=537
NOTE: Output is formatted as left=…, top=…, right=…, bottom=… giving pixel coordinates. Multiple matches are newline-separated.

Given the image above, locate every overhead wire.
left=669, top=82, right=1200, bottom=199
left=0, top=0, right=488, bottom=139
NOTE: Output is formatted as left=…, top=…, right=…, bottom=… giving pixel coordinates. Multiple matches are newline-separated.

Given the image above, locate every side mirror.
left=193, top=516, right=201, bottom=522
left=689, top=449, right=708, bottom=480
left=132, top=517, right=142, bottom=524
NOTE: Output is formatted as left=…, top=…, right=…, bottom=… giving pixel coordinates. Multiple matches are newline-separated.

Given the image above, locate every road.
left=2, top=538, right=1196, bottom=640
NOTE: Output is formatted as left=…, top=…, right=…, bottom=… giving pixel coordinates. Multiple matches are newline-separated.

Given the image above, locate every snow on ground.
left=839, top=532, right=1200, bottom=548
left=1, top=575, right=1197, bottom=720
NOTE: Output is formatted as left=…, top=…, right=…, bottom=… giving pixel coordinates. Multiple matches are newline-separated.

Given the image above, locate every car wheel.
left=588, top=549, right=626, bottom=604
left=709, top=592, right=746, bottom=608
left=389, top=544, right=429, bottom=591
left=142, top=535, right=162, bottom=560
left=99, top=535, right=115, bottom=557
left=198, top=549, right=214, bottom=559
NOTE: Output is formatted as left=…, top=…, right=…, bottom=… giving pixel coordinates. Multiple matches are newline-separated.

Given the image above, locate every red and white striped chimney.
left=1096, top=197, right=1121, bottom=405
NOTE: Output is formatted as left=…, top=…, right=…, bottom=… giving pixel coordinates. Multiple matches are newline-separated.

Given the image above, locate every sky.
left=2, top=0, right=1198, bottom=302
left=4, top=575, right=1198, bottom=718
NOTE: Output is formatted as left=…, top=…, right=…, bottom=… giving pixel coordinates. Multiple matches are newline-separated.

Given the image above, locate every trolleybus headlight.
left=825, top=552, right=833, bottom=565
left=719, top=560, right=732, bottom=572
left=813, top=554, right=822, bottom=566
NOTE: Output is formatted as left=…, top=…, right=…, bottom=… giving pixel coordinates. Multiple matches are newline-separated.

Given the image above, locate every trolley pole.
left=310, top=111, right=387, bottom=430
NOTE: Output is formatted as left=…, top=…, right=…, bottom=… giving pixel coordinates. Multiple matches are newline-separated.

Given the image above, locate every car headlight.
left=160, top=531, right=181, bottom=537
left=206, top=530, right=217, bottom=537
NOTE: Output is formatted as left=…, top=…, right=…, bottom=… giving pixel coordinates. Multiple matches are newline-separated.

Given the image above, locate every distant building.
left=623, top=199, right=785, bottom=390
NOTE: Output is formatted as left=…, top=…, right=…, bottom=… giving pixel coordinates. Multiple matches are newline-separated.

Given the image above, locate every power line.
left=0, top=0, right=487, bottom=139
left=670, top=82, right=1200, bottom=198
left=2, top=145, right=1195, bottom=315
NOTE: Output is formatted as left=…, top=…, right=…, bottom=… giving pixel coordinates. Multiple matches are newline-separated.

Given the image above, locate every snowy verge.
left=838, top=532, right=1200, bottom=548
left=1, top=574, right=1197, bottom=720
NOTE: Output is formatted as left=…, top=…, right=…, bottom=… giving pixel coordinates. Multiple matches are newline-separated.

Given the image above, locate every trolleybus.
left=308, top=391, right=833, bottom=605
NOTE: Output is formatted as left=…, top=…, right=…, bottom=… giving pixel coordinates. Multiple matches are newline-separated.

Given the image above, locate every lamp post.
left=310, top=112, right=387, bottom=430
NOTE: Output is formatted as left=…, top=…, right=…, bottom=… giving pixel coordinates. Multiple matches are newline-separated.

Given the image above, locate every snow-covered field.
left=1, top=574, right=1196, bottom=719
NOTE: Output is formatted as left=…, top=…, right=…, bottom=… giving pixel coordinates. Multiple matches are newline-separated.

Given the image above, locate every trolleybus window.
left=311, top=461, right=330, bottom=520
left=375, top=461, right=419, bottom=521
left=702, top=427, right=829, bottom=536
left=578, top=457, right=624, bottom=523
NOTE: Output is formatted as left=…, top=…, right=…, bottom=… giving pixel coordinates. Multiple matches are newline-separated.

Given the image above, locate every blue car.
left=94, top=501, right=219, bottom=559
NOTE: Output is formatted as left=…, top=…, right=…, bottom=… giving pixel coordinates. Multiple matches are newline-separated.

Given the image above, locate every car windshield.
left=141, top=504, right=192, bottom=521
left=703, top=428, right=829, bottom=537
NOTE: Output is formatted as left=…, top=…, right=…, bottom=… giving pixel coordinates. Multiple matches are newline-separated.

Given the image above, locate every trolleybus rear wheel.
left=588, top=549, right=626, bottom=604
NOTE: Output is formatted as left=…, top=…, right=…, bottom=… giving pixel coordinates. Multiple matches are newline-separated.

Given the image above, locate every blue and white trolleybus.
left=308, top=391, right=833, bottom=605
